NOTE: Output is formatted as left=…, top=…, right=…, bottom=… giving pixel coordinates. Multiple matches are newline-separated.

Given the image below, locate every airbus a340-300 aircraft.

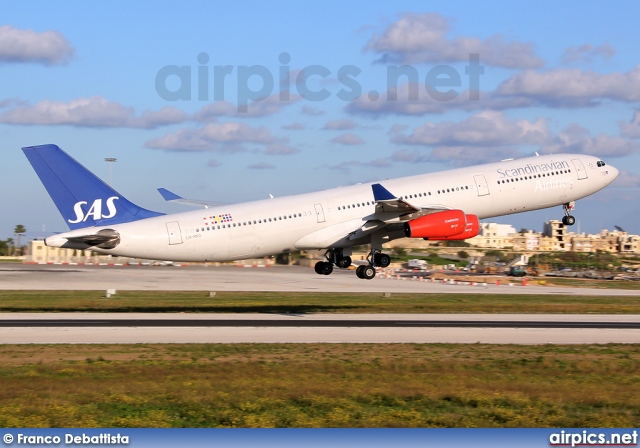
left=23, top=144, right=618, bottom=279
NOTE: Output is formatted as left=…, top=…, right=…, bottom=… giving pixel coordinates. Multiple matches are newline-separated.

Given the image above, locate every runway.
left=2, top=264, right=639, bottom=295
left=2, top=313, right=639, bottom=344
left=2, top=264, right=639, bottom=344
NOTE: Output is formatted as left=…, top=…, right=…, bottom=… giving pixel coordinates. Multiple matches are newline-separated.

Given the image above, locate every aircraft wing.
left=371, top=183, right=421, bottom=214
left=371, top=183, right=449, bottom=218
left=345, top=183, right=451, bottom=242
left=157, top=188, right=226, bottom=208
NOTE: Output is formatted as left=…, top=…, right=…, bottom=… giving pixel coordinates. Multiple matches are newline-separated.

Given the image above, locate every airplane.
left=23, top=144, right=618, bottom=280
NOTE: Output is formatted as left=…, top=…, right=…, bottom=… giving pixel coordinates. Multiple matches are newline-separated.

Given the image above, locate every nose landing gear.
left=562, top=202, right=576, bottom=226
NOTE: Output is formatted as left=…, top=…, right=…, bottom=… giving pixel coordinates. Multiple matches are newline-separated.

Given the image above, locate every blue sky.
left=2, top=1, right=640, bottom=240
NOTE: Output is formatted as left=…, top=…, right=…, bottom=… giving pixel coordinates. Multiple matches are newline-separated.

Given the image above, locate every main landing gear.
left=314, top=247, right=391, bottom=280
left=562, top=201, right=576, bottom=226
left=314, top=248, right=352, bottom=276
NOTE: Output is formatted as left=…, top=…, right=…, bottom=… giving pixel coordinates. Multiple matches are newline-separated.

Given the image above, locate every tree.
left=5, top=238, right=14, bottom=256
left=457, top=250, right=469, bottom=259
left=14, top=225, right=26, bottom=256
left=392, top=247, right=407, bottom=257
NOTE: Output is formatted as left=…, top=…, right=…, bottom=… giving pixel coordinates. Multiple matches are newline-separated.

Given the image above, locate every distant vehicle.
left=408, top=259, right=427, bottom=269
left=507, top=266, right=527, bottom=277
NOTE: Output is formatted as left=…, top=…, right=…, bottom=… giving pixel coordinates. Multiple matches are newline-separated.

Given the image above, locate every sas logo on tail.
left=68, top=196, right=119, bottom=224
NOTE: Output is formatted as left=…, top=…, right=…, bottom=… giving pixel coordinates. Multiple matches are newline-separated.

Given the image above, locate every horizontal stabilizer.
left=158, top=187, right=182, bottom=201
left=46, top=228, right=120, bottom=249
left=157, top=187, right=227, bottom=208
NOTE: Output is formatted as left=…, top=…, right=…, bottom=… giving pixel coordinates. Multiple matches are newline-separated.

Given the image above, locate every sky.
left=2, top=1, right=640, bottom=241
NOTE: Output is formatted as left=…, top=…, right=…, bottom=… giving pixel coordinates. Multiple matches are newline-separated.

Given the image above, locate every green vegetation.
left=392, top=252, right=468, bottom=267
left=0, top=224, right=27, bottom=256
left=532, top=251, right=622, bottom=270
left=0, top=343, right=638, bottom=427
left=457, top=250, right=469, bottom=259
left=0, top=290, right=639, bottom=313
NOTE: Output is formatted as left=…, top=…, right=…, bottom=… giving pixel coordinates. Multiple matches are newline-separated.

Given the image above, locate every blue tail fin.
left=23, top=144, right=164, bottom=230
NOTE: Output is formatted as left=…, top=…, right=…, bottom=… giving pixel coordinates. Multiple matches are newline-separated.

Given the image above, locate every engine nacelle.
left=429, top=214, right=479, bottom=241
left=403, top=210, right=467, bottom=239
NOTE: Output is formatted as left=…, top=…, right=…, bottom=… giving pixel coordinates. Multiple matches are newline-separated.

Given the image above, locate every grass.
left=0, top=290, right=639, bottom=314
left=0, top=343, right=638, bottom=427
left=542, top=277, right=640, bottom=290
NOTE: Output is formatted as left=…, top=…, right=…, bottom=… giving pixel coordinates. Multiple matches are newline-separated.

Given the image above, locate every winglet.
left=372, top=183, right=396, bottom=201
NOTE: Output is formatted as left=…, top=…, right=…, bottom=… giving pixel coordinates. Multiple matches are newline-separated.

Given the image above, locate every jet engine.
left=430, top=214, right=479, bottom=241
left=403, top=210, right=479, bottom=240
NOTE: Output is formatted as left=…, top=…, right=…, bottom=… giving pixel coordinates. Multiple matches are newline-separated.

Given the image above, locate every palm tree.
left=14, top=225, right=26, bottom=256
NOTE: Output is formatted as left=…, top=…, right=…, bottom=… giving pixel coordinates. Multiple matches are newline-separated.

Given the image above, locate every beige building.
left=512, top=231, right=540, bottom=251
left=467, top=223, right=516, bottom=249
left=27, top=240, right=125, bottom=264
left=542, top=220, right=572, bottom=251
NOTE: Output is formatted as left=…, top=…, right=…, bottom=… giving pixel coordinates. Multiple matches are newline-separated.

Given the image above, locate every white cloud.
left=348, top=65, right=640, bottom=116
left=388, top=113, right=638, bottom=165
left=264, top=144, right=299, bottom=155
left=345, top=84, right=534, bottom=116
left=366, top=13, right=543, bottom=68
left=145, top=122, right=279, bottom=152
left=613, top=169, right=640, bottom=188
left=193, top=94, right=301, bottom=121
left=327, top=159, right=392, bottom=172
left=0, top=96, right=187, bottom=128
left=0, top=25, right=74, bottom=65
left=282, top=122, right=305, bottom=130
left=330, top=133, right=365, bottom=145
left=390, top=146, right=521, bottom=167
left=540, top=123, right=640, bottom=157
left=248, top=162, right=275, bottom=170
left=134, top=107, right=190, bottom=129
left=392, top=111, right=549, bottom=147
left=322, top=118, right=356, bottom=130
left=619, top=110, right=640, bottom=139
left=428, top=146, right=522, bottom=166
left=561, top=43, right=615, bottom=65
left=497, top=66, right=640, bottom=106
left=300, top=105, right=325, bottom=116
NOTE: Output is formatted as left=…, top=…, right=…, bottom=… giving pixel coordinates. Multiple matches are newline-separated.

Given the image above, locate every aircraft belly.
left=294, top=219, right=363, bottom=250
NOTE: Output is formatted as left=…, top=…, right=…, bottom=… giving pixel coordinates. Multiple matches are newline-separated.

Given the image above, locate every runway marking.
left=1, top=318, right=639, bottom=329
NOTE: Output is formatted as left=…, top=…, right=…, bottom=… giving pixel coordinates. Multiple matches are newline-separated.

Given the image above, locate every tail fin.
left=23, top=144, right=163, bottom=230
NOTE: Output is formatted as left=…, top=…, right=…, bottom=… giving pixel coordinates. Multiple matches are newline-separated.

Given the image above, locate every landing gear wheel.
left=361, top=265, right=376, bottom=280
left=356, top=264, right=376, bottom=280
left=374, top=253, right=391, bottom=268
left=562, top=202, right=576, bottom=227
left=336, top=256, right=352, bottom=269
left=314, top=261, right=333, bottom=275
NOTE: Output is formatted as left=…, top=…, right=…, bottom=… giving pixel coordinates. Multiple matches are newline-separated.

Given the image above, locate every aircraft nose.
left=609, top=165, right=619, bottom=180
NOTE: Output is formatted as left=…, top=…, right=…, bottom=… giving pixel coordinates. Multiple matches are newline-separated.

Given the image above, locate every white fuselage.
left=46, top=154, right=618, bottom=261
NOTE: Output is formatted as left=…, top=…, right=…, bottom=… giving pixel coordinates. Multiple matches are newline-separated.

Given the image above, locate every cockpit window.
left=597, top=161, right=606, bottom=167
